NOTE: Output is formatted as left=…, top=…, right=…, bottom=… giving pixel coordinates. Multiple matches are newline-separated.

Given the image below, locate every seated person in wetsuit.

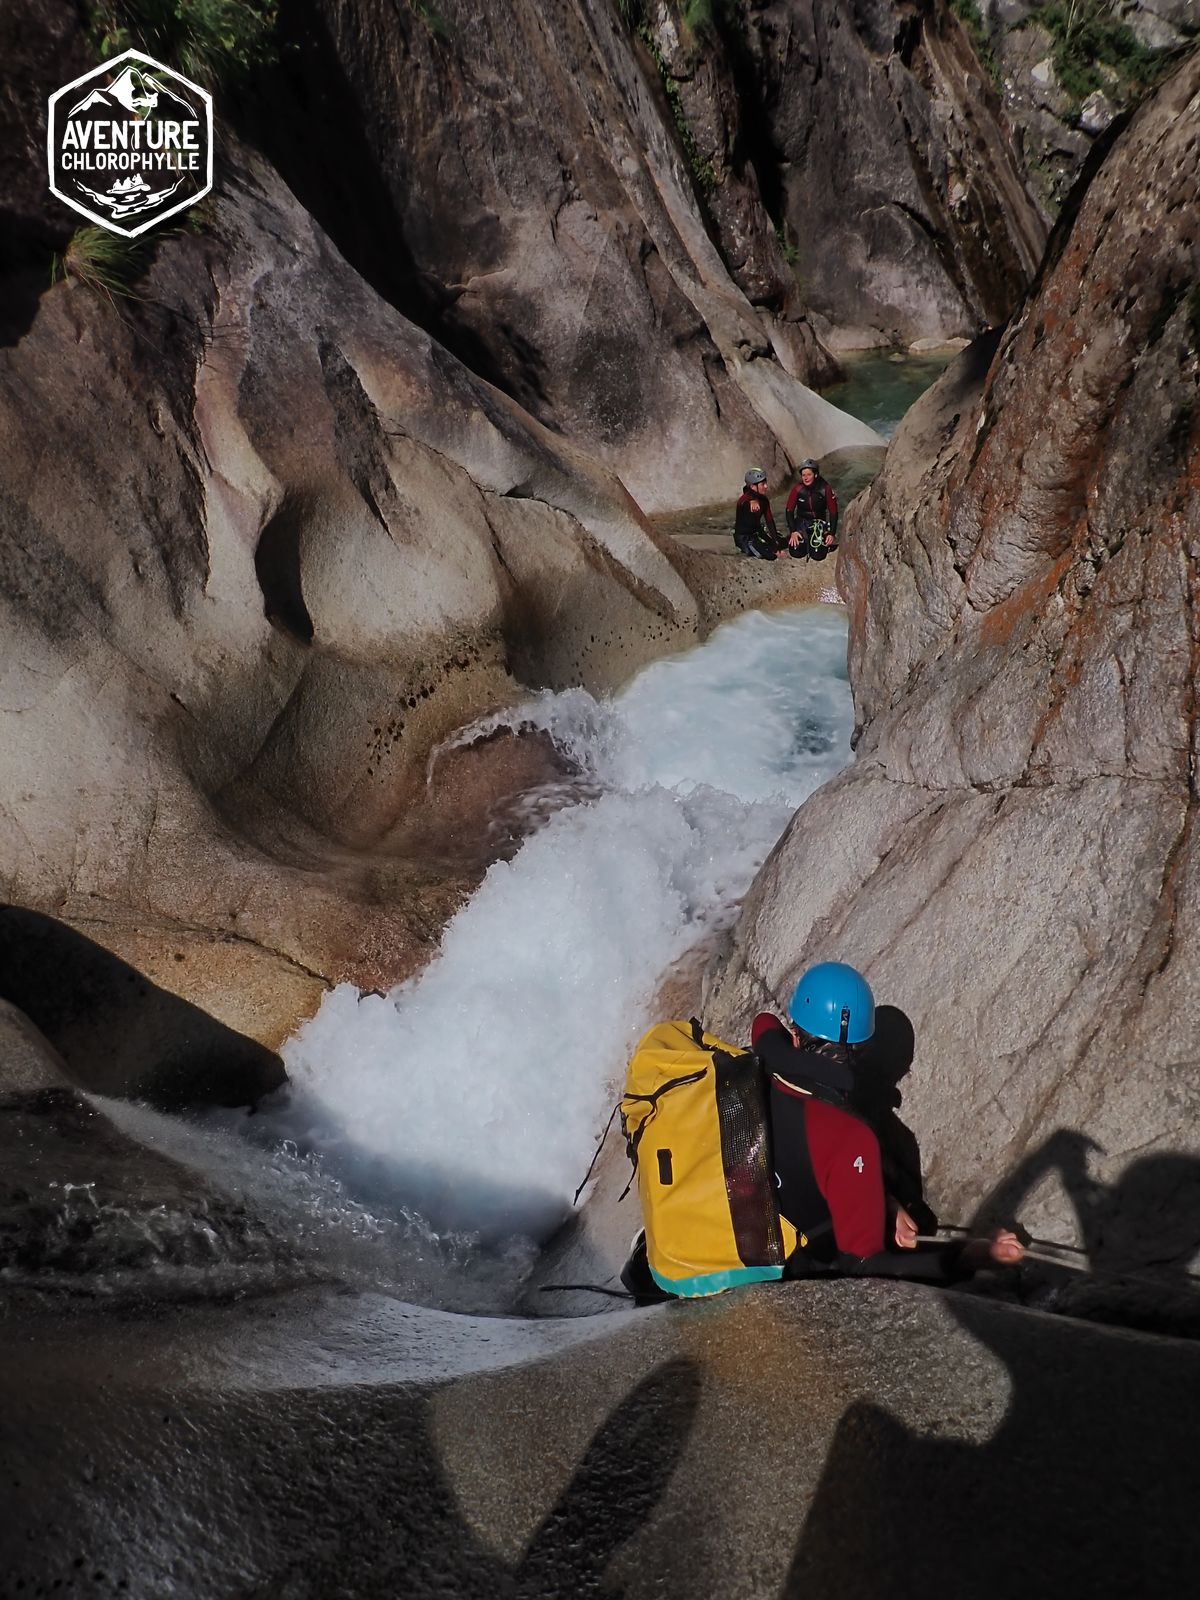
left=734, top=467, right=782, bottom=559
left=756, top=962, right=1023, bottom=1281
left=784, top=459, right=839, bottom=560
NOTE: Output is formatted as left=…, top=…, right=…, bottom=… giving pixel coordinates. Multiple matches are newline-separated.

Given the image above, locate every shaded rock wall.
left=732, top=0, right=1049, bottom=348
left=705, top=53, right=1200, bottom=1251
left=258, top=0, right=880, bottom=511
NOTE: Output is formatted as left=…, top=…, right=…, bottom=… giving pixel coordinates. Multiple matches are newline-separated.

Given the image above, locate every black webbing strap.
left=573, top=1099, right=621, bottom=1205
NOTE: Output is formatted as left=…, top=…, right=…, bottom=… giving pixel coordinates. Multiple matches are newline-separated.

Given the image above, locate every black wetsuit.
left=620, top=1020, right=971, bottom=1303
left=784, top=478, right=839, bottom=560
left=734, top=490, right=781, bottom=559
left=755, top=1019, right=969, bottom=1284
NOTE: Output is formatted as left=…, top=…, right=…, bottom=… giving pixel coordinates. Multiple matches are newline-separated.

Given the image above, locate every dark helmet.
left=800, top=458, right=820, bottom=474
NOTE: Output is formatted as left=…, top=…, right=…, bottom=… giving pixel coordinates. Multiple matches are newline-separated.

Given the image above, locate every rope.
left=538, top=1283, right=634, bottom=1300
left=919, top=1227, right=1200, bottom=1289
left=572, top=1100, right=620, bottom=1205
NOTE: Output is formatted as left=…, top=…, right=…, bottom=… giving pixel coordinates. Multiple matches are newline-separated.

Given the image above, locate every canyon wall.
left=706, top=50, right=1200, bottom=1255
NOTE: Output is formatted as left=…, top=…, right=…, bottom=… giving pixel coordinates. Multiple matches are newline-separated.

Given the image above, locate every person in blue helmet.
left=753, top=962, right=1024, bottom=1281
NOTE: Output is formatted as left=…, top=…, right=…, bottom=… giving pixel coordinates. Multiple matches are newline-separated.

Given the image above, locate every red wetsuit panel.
left=802, top=1097, right=886, bottom=1258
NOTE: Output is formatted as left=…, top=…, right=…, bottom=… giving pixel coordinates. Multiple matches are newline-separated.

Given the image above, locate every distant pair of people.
left=733, top=462, right=839, bottom=561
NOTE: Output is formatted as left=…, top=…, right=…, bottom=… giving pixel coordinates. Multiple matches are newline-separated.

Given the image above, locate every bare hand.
left=987, top=1228, right=1025, bottom=1266
left=894, top=1205, right=919, bottom=1250
left=788, top=532, right=800, bottom=547
left=957, top=1227, right=1026, bottom=1270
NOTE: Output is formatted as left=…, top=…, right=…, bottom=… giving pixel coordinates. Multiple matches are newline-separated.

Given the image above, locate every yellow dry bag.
left=620, top=1018, right=797, bottom=1297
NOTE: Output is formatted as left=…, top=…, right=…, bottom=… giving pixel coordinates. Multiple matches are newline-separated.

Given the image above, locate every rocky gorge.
left=707, top=44, right=1200, bottom=1270
left=2, top=0, right=1199, bottom=1595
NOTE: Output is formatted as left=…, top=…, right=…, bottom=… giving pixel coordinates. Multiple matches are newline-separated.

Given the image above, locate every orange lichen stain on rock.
left=978, top=549, right=1075, bottom=651
left=838, top=543, right=870, bottom=645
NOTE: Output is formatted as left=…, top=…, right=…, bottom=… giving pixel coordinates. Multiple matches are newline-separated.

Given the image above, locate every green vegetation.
left=87, top=0, right=277, bottom=87
left=50, top=227, right=145, bottom=298
left=637, top=22, right=717, bottom=193
left=948, top=0, right=1003, bottom=90
left=413, top=0, right=453, bottom=40
left=775, top=225, right=798, bottom=267
left=1037, top=0, right=1171, bottom=110
left=681, top=0, right=733, bottom=40
left=618, top=0, right=735, bottom=43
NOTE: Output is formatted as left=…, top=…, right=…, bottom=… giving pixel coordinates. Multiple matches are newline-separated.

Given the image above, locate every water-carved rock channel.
left=3, top=2, right=1200, bottom=1593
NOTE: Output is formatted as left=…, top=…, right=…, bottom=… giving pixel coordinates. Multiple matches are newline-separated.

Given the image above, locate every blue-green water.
left=821, top=348, right=958, bottom=441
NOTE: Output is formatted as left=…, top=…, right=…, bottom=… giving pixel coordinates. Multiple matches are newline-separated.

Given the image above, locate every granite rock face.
left=980, top=0, right=1194, bottom=214
left=257, top=0, right=880, bottom=511
left=733, top=0, right=1049, bottom=349
left=1, top=1, right=842, bottom=1091
left=705, top=54, right=1200, bottom=1253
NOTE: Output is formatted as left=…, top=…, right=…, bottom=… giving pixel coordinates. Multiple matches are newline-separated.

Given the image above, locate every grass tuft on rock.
left=948, top=0, right=1003, bottom=90
left=50, top=227, right=146, bottom=298
left=1037, top=0, right=1173, bottom=110
left=87, top=0, right=278, bottom=87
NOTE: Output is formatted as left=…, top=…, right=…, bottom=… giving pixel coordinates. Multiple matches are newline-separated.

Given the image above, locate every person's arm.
left=763, top=498, right=779, bottom=539
left=841, top=1229, right=1023, bottom=1282
left=785, top=484, right=800, bottom=532
left=825, top=482, right=839, bottom=538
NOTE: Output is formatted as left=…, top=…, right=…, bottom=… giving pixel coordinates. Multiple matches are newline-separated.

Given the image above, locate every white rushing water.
left=279, top=606, right=854, bottom=1245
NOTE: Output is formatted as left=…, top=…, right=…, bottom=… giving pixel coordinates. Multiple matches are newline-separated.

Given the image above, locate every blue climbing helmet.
left=789, top=962, right=875, bottom=1045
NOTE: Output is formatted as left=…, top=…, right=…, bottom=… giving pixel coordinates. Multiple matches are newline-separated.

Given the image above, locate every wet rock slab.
left=2, top=1276, right=1199, bottom=1597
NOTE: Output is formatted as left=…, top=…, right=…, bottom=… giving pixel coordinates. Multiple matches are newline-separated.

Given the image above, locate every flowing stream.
left=36, top=349, right=960, bottom=1316
left=272, top=608, right=854, bottom=1268
left=76, top=606, right=852, bottom=1318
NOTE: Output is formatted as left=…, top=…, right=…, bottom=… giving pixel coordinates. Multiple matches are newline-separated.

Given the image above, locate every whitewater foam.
left=279, top=606, right=853, bottom=1242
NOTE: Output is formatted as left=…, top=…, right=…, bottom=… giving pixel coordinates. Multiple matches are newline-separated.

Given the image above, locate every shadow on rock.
left=976, top=1129, right=1200, bottom=1339
left=782, top=1134, right=1200, bottom=1598
left=853, top=1004, right=937, bottom=1234
left=2, top=1356, right=704, bottom=1593
left=252, top=1356, right=704, bottom=1593
left=0, top=907, right=284, bottom=1107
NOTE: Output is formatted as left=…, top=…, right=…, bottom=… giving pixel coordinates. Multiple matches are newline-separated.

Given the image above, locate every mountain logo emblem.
left=47, top=50, right=213, bottom=237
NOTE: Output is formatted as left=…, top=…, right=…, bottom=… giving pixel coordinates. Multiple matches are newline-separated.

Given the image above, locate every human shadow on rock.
left=976, top=1128, right=1200, bottom=1338
left=780, top=1133, right=1200, bottom=1599
left=0, top=907, right=284, bottom=1108
left=230, top=1356, right=703, bottom=1599
left=854, top=1004, right=937, bottom=1233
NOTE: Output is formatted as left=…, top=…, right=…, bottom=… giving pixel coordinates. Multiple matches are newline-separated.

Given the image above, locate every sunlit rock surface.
left=258, top=0, right=882, bottom=510
left=706, top=53, right=1200, bottom=1253
left=0, top=1, right=840, bottom=1089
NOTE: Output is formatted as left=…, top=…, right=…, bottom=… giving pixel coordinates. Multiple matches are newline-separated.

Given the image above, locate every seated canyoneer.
left=784, top=459, right=839, bottom=560
left=733, top=466, right=783, bottom=559
left=755, top=962, right=1023, bottom=1282
left=617, top=963, right=1022, bottom=1301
